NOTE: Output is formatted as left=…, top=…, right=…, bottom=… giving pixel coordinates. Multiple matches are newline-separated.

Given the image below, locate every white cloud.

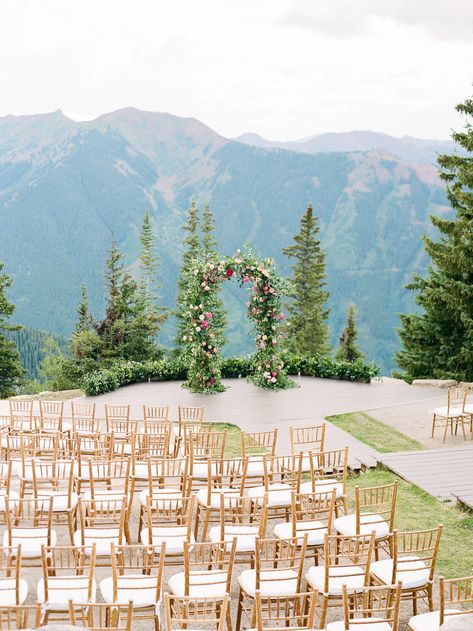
left=0, top=0, right=471, bottom=140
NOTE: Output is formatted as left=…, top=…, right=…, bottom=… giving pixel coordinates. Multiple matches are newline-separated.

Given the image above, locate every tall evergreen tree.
left=75, top=284, right=94, bottom=334
left=96, top=237, right=125, bottom=359
left=201, top=203, right=227, bottom=344
left=283, top=203, right=331, bottom=355
left=175, top=200, right=201, bottom=349
left=397, top=93, right=473, bottom=381
left=0, top=261, right=24, bottom=396
left=336, top=304, right=364, bottom=363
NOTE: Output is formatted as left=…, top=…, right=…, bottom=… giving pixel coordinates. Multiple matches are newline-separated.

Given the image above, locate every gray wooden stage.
left=380, top=446, right=473, bottom=510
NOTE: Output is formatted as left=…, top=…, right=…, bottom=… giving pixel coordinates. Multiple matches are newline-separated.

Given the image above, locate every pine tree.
left=75, top=284, right=93, bottom=334
left=283, top=203, right=331, bottom=355
left=336, top=304, right=364, bottom=363
left=397, top=93, right=473, bottom=381
left=175, top=200, right=201, bottom=349
left=0, top=261, right=25, bottom=396
left=201, top=203, right=227, bottom=344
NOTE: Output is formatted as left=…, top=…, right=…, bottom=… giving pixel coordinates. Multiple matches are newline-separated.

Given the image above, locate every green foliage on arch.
left=179, top=248, right=297, bottom=393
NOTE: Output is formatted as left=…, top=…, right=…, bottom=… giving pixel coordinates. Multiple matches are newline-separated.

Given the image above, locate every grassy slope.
left=327, top=411, right=424, bottom=453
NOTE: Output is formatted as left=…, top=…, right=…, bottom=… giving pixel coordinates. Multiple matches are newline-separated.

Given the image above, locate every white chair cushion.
left=73, top=529, right=118, bottom=556
left=408, top=610, right=465, bottom=631
left=247, top=483, right=292, bottom=507
left=168, top=571, right=228, bottom=598
left=299, top=480, right=344, bottom=498
left=138, top=489, right=183, bottom=508
left=191, top=462, right=219, bottom=478
left=0, top=490, right=19, bottom=511
left=37, top=577, right=96, bottom=609
left=306, top=564, right=366, bottom=595
left=36, top=492, right=78, bottom=512
left=431, top=406, right=463, bottom=418
left=133, top=463, right=149, bottom=479
left=3, top=529, right=57, bottom=558
left=370, top=556, right=429, bottom=589
left=334, top=514, right=390, bottom=539
left=100, top=575, right=159, bottom=607
left=326, top=618, right=392, bottom=630
left=209, top=525, right=259, bottom=552
left=246, top=458, right=265, bottom=477
left=0, top=579, right=28, bottom=605
left=463, top=404, right=473, bottom=414
left=273, top=520, right=326, bottom=546
left=238, top=569, right=298, bottom=597
left=196, top=488, right=240, bottom=508
left=140, top=527, right=194, bottom=555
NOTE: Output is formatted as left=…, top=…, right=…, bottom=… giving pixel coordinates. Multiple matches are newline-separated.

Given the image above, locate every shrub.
left=81, top=353, right=379, bottom=396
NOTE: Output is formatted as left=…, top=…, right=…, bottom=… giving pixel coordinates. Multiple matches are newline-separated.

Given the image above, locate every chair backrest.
left=39, top=400, right=64, bottom=418
left=388, top=526, right=443, bottom=585
left=440, top=575, right=473, bottom=626
left=199, top=457, right=248, bottom=505
left=5, top=496, right=54, bottom=560
left=132, top=431, right=170, bottom=462
left=0, top=603, right=41, bottom=630
left=30, top=458, right=75, bottom=501
left=342, top=582, right=402, bottom=630
left=254, top=591, right=320, bottom=631
left=164, top=594, right=229, bottom=631
left=146, top=458, right=190, bottom=496
left=143, top=405, right=169, bottom=422
left=142, top=419, right=172, bottom=436
left=178, top=405, right=204, bottom=424
left=218, top=495, right=268, bottom=540
left=448, top=386, right=467, bottom=413
left=77, top=496, right=127, bottom=547
left=186, top=429, right=227, bottom=461
left=71, top=402, right=96, bottom=419
left=183, top=540, right=236, bottom=596
left=87, top=458, right=131, bottom=499
left=105, top=405, right=130, bottom=422
left=323, top=532, right=376, bottom=594
left=354, top=480, right=398, bottom=534
left=9, top=399, right=33, bottom=419
left=144, top=495, right=195, bottom=548
left=67, top=601, right=133, bottom=630
left=241, top=429, right=278, bottom=457
left=289, top=424, right=326, bottom=455
left=72, top=416, right=101, bottom=435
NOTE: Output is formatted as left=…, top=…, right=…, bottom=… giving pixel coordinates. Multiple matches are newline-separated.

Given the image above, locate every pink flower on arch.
left=201, top=320, right=209, bottom=329
left=279, top=313, right=285, bottom=320
left=226, top=268, right=234, bottom=278
left=206, top=312, right=213, bottom=319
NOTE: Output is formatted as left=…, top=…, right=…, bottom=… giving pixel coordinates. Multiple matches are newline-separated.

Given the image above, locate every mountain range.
left=0, top=108, right=453, bottom=374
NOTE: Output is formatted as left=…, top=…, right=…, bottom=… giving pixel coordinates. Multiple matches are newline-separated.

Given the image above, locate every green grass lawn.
left=348, top=467, right=473, bottom=578
left=327, top=411, right=424, bottom=453
left=208, top=422, right=268, bottom=458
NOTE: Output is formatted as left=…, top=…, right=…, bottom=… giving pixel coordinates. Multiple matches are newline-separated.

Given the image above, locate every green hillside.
left=5, top=327, right=68, bottom=379
left=0, top=109, right=450, bottom=374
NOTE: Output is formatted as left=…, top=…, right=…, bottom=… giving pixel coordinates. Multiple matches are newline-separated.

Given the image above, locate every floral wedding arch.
left=180, top=248, right=296, bottom=393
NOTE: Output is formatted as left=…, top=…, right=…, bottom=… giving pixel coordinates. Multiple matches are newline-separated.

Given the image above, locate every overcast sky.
left=1, top=0, right=472, bottom=140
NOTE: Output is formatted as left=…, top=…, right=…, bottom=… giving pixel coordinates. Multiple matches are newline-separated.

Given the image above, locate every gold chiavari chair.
left=164, top=594, right=229, bottom=631
left=174, top=405, right=204, bottom=453
left=326, top=582, right=402, bottom=631
left=100, top=543, right=165, bottom=631
left=334, top=480, right=398, bottom=556
left=67, top=600, right=133, bottom=630
left=408, top=574, right=473, bottom=630
left=195, top=457, right=248, bottom=541
left=71, top=401, right=96, bottom=420
left=241, top=429, right=278, bottom=478
left=300, top=447, right=349, bottom=516
left=138, top=457, right=190, bottom=535
left=38, top=544, right=97, bottom=623
left=236, top=536, right=309, bottom=631
left=253, top=590, right=321, bottom=631
left=289, top=423, right=326, bottom=469
left=246, top=454, right=299, bottom=521
left=74, top=496, right=128, bottom=562
left=168, top=540, right=236, bottom=630
left=306, top=532, right=376, bottom=628
left=141, top=494, right=195, bottom=565
left=209, top=495, right=268, bottom=564
left=431, top=386, right=468, bottom=442
left=8, top=400, right=33, bottom=433
left=143, top=404, right=169, bottom=423
left=370, top=526, right=443, bottom=615
left=274, top=488, right=336, bottom=563
left=187, top=429, right=228, bottom=482
left=0, top=603, right=41, bottom=630
left=37, top=399, right=70, bottom=434
left=4, top=496, right=55, bottom=566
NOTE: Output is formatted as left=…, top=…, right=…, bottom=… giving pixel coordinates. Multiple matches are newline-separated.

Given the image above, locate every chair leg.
left=235, top=588, right=243, bottom=631
left=427, top=584, right=434, bottom=611
left=319, top=596, right=328, bottom=629
left=226, top=601, right=233, bottom=631
left=412, top=591, right=418, bottom=615
left=67, top=512, right=75, bottom=544
left=460, top=417, right=467, bottom=440
left=442, top=419, right=449, bottom=443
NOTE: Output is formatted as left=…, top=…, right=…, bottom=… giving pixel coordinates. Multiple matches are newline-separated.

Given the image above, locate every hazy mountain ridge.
left=0, top=109, right=451, bottom=373
left=235, top=129, right=456, bottom=165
